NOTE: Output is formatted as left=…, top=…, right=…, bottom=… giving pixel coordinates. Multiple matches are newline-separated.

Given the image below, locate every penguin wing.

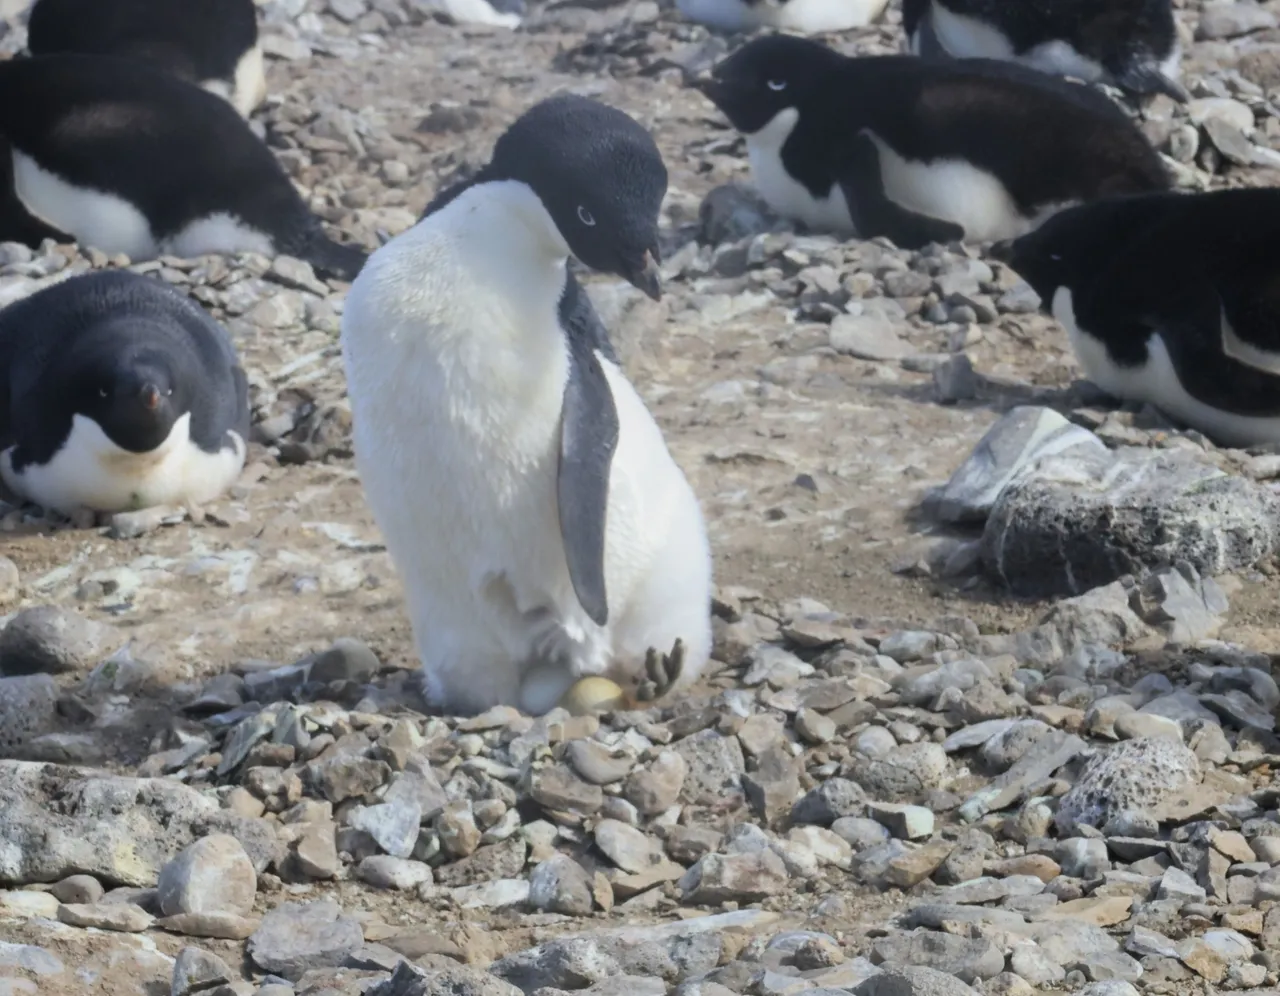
left=838, top=132, right=966, bottom=250
left=556, top=275, right=621, bottom=627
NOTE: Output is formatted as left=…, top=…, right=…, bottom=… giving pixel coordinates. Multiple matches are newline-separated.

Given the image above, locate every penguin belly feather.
left=341, top=184, right=712, bottom=716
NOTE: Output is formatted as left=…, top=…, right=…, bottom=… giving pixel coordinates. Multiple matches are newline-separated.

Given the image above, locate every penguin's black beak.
left=140, top=384, right=161, bottom=412
left=687, top=73, right=727, bottom=106
left=623, top=249, right=662, bottom=302
left=988, top=239, right=1015, bottom=264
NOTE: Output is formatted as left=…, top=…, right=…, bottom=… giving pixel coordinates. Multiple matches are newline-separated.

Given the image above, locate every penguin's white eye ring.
left=577, top=206, right=596, bottom=227
left=1050, top=253, right=1062, bottom=261
left=165, top=389, right=173, bottom=397
left=767, top=79, right=786, bottom=91
left=98, top=388, right=108, bottom=399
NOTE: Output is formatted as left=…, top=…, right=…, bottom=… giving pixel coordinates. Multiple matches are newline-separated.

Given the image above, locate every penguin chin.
left=103, top=407, right=178, bottom=454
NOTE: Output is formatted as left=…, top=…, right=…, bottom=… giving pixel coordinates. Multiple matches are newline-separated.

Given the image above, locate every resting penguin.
left=0, top=53, right=367, bottom=281
left=990, top=188, right=1280, bottom=449
left=692, top=34, right=1170, bottom=248
left=676, top=0, right=889, bottom=36
left=341, top=94, right=714, bottom=718
left=902, top=0, right=1187, bottom=103
left=26, top=0, right=267, bottom=118
left=0, top=269, right=250, bottom=516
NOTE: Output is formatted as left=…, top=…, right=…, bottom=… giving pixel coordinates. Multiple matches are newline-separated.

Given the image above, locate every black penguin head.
left=990, top=209, right=1104, bottom=309
left=66, top=326, right=185, bottom=453
left=487, top=94, right=668, bottom=301
left=691, top=33, right=846, bottom=136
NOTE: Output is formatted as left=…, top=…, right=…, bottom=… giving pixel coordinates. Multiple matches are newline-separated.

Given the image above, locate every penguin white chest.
left=677, top=0, right=886, bottom=32
left=201, top=42, right=269, bottom=117
left=1053, top=286, right=1280, bottom=447
left=747, top=109, right=854, bottom=233
left=11, top=151, right=274, bottom=262
left=1, top=412, right=246, bottom=514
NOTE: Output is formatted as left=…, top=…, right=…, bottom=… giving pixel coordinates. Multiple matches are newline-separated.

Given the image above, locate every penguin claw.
left=634, top=638, right=686, bottom=703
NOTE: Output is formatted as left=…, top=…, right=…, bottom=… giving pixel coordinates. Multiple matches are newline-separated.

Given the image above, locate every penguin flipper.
left=840, top=132, right=966, bottom=250
left=1114, top=62, right=1189, bottom=103
left=557, top=276, right=621, bottom=629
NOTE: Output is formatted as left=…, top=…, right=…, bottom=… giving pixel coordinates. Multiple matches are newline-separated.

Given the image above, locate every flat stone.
left=852, top=967, right=976, bottom=996
left=356, top=856, right=433, bottom=890
left=594, top=820, right=654, bottom=874
left=56, top=901, right=153, bottom=932
left=680, top=850, right=789, bottom=904
left=172, top=946, right=234, bottom=996
left=156, top=912, right=260, bottom=939
left=246, top=901, right=364, bottom=981
left=829, top=314, right=912, bottom=360
left=872, top=931, right=1005, bottom=983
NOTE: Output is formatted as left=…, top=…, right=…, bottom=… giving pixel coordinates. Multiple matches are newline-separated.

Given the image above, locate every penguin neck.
left=452, top=178, right=572, bottom=267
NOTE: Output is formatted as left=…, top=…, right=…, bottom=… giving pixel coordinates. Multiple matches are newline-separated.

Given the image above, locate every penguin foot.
left=635, top=637, right=685, bottom=703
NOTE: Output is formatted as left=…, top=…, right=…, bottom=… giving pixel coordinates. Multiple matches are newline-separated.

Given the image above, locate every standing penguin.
left=693, top=34, right=1169, bottom=248
left=676, top=0, right=889, bottom=36
left=341, top=94, right=714, bottom=717
left=0, top=269, right=250, bottom=516
left=991, top=188, right=1280, bottom=448
left=26, top=0, right=267, bottom=118
left=902, top=0, right=1187, bottom=102
left=0, top=54, right=366, bottom=281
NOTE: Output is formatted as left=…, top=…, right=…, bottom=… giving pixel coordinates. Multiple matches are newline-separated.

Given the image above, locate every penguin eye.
left=165, top=388, right=174, bottom=397
left=577, top=205, right=596, bottom=227
left=98, top=387, right=109, bottom=399
left=1050, top=253, right=1062, bottom=262
left=767, top=79, right=786, bottom=91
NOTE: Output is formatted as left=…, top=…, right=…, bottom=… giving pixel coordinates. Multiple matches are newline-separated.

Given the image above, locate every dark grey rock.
left=528, top=853, right=594, bottom=916
left=1056, top=737, right=1201, bottom=833
left=0, top=606, right=122, bottom=676
left=0, top=674, right=57, bottom=754
left=871, top=931, right=1005, bottom=983
left=852, top=966, right=976, bottom=996
left=792, top=778, right=868, bottom=825
left=699, top=184, right=776, bottom=245
left=172, top=946, right=233, bottom=996
left=982, top=447, right=1280, bottom=598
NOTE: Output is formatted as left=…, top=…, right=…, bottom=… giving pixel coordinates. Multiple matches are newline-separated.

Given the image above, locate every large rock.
left=1056, top=737, right=1202, bottom=833
left=0, top=674, right=58, bottom=755
left=246, top=900, right=364, bottom=981
left=982, top=447, right=1280, bottom=597
left=0, top=606, right=122, bottom=676
left=157, top=834, right=257, bottom=916
left=0, top=761, right=277, bottom=887
left=933, top=406, right=1106, bottom=524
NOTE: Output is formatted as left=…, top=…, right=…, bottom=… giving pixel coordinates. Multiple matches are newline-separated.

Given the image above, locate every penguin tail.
left=289, top=230, right=369, bottom=282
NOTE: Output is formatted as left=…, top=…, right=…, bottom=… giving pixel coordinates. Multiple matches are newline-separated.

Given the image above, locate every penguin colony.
left=0, top=0, right=1274, bottom=714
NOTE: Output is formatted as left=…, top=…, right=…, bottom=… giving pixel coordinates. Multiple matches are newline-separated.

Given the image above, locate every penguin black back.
left=27, top=0, right=259, bottom=92
left=0, top=54, right=365, bottom=280
left=902, top=0, right=1184, bottom=101
left=0, top=269, right=249, bottom=467
left=994, top=187, right=1280, bottom=424
left=698, top=34, right=1169, bottom=244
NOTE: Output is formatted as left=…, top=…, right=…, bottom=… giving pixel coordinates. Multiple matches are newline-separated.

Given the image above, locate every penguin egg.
left=559, top=676, right=627, bottom=716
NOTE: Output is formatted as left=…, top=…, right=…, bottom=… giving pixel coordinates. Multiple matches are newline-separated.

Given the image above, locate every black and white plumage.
left=26, top=0, right=267, bottom=117
left=693, top=34, right=1170, bottom=248
left=0, top=54, right=366, bottom=282
left=0, top=269, right=250, bottom=515
left=902, top=0, right=1187, bottom=103
left=990, top=187, right=1280, bottom=448
left=341, top=94, right=714, bottom=717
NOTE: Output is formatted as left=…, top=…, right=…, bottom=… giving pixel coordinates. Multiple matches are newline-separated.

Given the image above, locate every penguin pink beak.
left=140, top=384, right=160, bottom=411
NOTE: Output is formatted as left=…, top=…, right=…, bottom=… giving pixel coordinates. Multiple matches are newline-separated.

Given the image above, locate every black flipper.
left=556, top=273, right=620, bottom=628
left=1113, top=61, right=1189, bottom=103
left=911, top=5, right=950, bottom=60
left=839, top=131, right=966, bottom=250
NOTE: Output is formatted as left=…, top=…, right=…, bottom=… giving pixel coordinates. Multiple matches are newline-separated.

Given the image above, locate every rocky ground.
left=4, top=0, right=1280, bottom=993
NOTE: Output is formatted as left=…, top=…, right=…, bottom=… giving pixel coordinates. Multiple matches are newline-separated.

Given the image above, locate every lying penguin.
left=677, top=0, right=889, bottom=35
left=341, top=94, right=714, bottom=717
left=693, top=34, right=1170, bottom=248
left=991, top=188, right=1280, bottom=449
left=0, top=269, right=250, bottom=516
left=0, top=54, right=366, bottom=281
left=902, top=0, right=1187, bottom=103
left=26, top=0, right=267, bottom=117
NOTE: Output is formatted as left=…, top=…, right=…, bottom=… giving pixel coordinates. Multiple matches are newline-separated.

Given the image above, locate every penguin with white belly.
left=0, top=54, right=367, bottom=281
left=341, top=94, right=714, bottom=718
left=677, top=0, right=888, bottom=36
left=0, top=269, right=250, bottom=516
left=902, top=0, right=1187, bottom=103
left=26, top=0, right=268, bottom=118
left=692, top=34, right=1170, bottom=248
left=991, top=188, right=1280, bottom=449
